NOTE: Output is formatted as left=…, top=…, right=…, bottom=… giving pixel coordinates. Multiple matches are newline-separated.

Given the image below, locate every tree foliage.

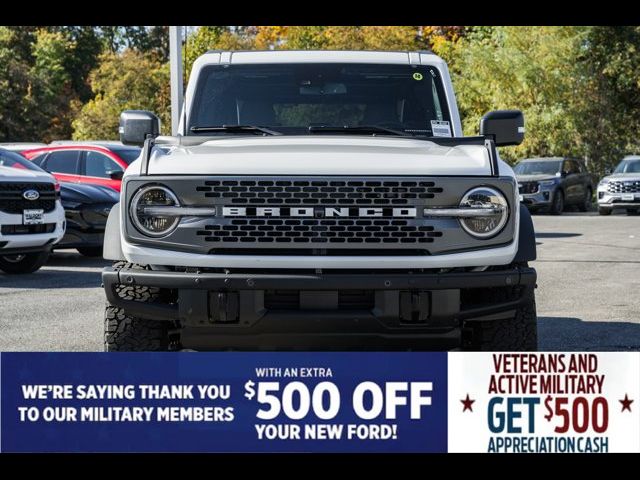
left=2, top=25, right=640, bottom=176
left=72, top=51, right=170, bottom=140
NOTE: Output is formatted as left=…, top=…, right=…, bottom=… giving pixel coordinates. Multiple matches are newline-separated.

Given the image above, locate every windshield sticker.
left=413, top=72, right=424, bottom=81
left=431, top=120, right=452, bottom=137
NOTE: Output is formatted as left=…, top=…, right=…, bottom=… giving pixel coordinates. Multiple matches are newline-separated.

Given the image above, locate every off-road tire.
left=549, top=190, right=564, bottom=215
left=0, top=251, right=50, bottom=274
left=598, top=207, right=612, bottom=216
left=464, top=292, right=538, bottom=351
left=578, top=188, right=592, bottom=212
left=104, top=261, right=174, bottom=351
left=77, top=246, right=104, bottom=257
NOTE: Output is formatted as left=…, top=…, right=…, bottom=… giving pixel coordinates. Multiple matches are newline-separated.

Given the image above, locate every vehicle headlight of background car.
left=538, top=179, right=556, bottom=188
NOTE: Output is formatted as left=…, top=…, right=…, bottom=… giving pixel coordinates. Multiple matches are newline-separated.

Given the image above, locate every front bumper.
left=597, top=191, right=640, bottom=208
left=520, top=191, right=553, bottom=208
left=0, top=203, right=65, bottom=253
left=103, top=265, right=536, bottom=350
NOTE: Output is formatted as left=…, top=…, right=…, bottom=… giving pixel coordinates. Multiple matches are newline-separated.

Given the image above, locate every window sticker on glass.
left=431, top=120, right=452, bottom=137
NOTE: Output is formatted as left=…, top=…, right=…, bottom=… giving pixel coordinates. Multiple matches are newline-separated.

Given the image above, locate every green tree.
left=440, top=26, right=588, bottom=163
left=575, top=26, right=640, bottom=173
left=30, top=29, right=78, bottom=141
left=72, top=50, right=170, bottom=140
left=0, top=27, right=41, bottom=141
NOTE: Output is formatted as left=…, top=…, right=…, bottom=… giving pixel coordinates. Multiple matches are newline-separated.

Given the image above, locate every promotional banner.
left=0, top=353, right=638, bottom=453
left=448, top=353, right=640, bottom=453
left=0, top=352, right=447, bottom=453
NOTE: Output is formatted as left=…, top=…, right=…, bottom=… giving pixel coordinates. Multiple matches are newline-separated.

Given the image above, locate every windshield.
left=614, top=158, right=640, bottom=174
left=0, top=148, right=45, bottom=172
left=514, top=160, right=562, bottom=176
left=188, top=63, right=452, bottom=137
left=109, top=147, right=141, bottom=164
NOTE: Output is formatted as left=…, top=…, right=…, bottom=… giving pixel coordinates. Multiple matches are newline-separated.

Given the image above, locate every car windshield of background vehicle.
left=614, top=158, right=640, bottom=174
left=188, top=63, right=452, bottom=137
left=109, top=147, right=142, bottom=164
left=0, top=148, right=45, bottom=172
left=514, top=160, right=562, bottom=175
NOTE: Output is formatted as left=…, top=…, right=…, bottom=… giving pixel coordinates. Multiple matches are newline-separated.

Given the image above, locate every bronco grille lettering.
left=222, top=206, right=417, bottom=218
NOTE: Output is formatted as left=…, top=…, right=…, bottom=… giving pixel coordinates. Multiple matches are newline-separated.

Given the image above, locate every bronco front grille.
left=196, top=179, right=443, bottom=205
left=123, top=175, right=517, bottom=255
left=196, top=218, right=443, bottom=244
left=0, top=182, right=56, bottom=214
left=607, top=181, right=640, bottom=193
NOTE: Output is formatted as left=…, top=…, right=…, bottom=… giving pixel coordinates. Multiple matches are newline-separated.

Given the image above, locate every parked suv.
left=22, top=143, right=141, bottom=192
left=597, top=155, right=640, bottom=215
left=0, top=148, right=65, bottom=274
left=102, top=50, right=538, bottom=352
left=514, top=157, right=594, bottom=214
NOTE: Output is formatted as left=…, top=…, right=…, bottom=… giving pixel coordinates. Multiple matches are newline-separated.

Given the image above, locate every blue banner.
left=0, top=352, right=447, bottom=453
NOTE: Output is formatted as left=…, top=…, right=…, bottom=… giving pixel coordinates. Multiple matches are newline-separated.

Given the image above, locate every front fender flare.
left=104, top=203, right=125, bottom=261
left=514, top=203, right=537, bottom=263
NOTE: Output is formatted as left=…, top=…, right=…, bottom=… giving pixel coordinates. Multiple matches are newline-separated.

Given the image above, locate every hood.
left=125, top=136, right=494, bottom=177
left=602, top=173, right=640, bottom=182
left=515, top=174, right=559, bottom=182
left=0, top=165, right=55, bottom=182
left=60, top=182, right=119, bottom=205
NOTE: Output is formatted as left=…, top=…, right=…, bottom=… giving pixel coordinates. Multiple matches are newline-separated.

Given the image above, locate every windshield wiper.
left=307, top=125, right=411, bottom=137
left=190, top=125, right=282, bottom=136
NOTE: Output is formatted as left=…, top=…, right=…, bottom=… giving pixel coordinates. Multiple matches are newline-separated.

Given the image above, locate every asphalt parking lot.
left=1, top=210, right=639, bottom=351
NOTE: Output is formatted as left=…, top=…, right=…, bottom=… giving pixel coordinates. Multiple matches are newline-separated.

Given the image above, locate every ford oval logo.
left=23, top=189, right=40, bottom=201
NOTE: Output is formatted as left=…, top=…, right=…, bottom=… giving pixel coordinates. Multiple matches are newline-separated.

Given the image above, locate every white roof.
left=196, top=49, right=445, bottom=66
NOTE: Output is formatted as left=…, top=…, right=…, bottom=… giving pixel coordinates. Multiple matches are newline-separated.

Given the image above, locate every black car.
left=58, top=183, right=119, bottom=256
left=514, top=157, right=595, bottom=215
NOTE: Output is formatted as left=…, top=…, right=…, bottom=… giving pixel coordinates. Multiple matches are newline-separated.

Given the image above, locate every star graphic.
left=461, top=394, right=475, bottom=412
left=619, top=394, right=634, bottom=412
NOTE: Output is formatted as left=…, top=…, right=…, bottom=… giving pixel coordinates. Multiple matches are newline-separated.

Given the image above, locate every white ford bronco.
left=102, top=50, right=537, bottom=351
left=0, top=148, right=65, bottom=274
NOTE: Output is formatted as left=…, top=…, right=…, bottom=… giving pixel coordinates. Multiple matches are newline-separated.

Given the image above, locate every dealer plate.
left=622, top=193, right=635, bottom=201
left=23, top=209, right=44, bottom=225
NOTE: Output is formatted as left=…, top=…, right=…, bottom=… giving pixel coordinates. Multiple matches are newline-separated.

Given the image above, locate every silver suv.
left=597, top=156, right=640, bottom=215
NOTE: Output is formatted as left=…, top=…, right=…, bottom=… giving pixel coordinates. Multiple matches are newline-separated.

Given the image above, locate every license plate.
left=23, top=209, right=44, bottom=225
left=622, top=193, right=635, bottom=201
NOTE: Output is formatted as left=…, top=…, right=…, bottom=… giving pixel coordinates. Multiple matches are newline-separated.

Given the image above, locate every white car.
left=0, top=148, right=65, bottom=274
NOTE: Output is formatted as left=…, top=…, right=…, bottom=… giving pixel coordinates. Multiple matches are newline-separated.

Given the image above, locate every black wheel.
left=598, top=207, right=612, bottom=216
left=626, top=208, right=639, bottom=215
left=549, top=190, right=564, bottom=215
left=104, top=262, right=176, bottom=351
left=578, top=188, right=592, bottom=212
left=0, top=251, right=50, bottom=274
left=463, top=290, right=538, bottom=351
left=77, top=246, right=103, bottom=257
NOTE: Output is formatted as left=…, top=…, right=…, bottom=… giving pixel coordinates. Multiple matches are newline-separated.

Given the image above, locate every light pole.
left=169, top=26, right=184, bottom=136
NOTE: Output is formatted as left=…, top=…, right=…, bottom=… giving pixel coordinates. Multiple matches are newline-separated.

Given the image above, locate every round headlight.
left=458, top=187, right=509, bottom=239
left=130, top=185, right=180, bottom=237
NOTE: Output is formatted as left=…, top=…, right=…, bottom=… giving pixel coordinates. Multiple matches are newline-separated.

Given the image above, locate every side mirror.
left=119, top=110, right=160, bottom=147
left=107, top=170, right=124, bottom=180
left=480, top=110, right=525, bottom=147
left=561, top=170, right=569, bottom=177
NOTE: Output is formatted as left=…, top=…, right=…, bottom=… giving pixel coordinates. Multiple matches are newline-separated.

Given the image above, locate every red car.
left=22, top=143, right=141, bottom=192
